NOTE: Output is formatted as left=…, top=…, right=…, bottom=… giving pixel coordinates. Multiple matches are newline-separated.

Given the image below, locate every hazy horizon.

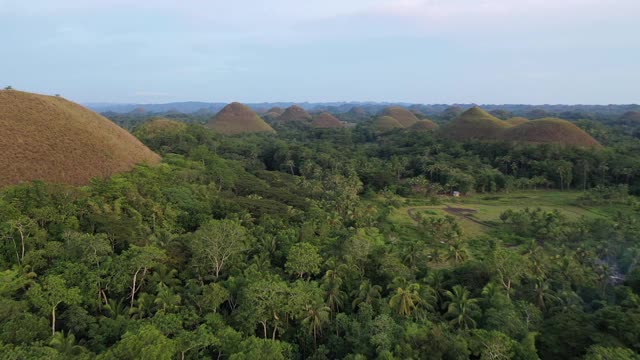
left=2, top=0, right=639, bottom=104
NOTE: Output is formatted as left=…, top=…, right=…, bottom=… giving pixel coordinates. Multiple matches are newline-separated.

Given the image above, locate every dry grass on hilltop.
left=440, top=106, right=510, bottom=141
left=0, top=90, right=161, bottom=187
left=278, top=105, right=312, bottom=123
left=380, top=106, right=419, bottom=127
left=500, top=118, right=602, bottom=148
left=208, top=102, right=274, bottom=135
left=311, top=112, right=345, bottom=128
left=408, top=119, right=438, bottom=131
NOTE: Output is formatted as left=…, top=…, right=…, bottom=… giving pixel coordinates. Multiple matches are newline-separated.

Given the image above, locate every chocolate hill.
left=267, top=107, right=285, bottom=116
left=500, top=118, right=602, bottom=148
left=620, top=111, right=640, bottom=123
left=0, top=90, right=161, bottom=187
left=311, top=113, right=345, bottom=128
left=208, top=102, right=274, bottom=135
left=505, top=117, right=529, bottom=126
left=373, top=116, right=404, bottom=133
left=279, top=105, right=312, bottom=123
left=408, top=119, right=438, bottom=131
left=441, top=107, right=510, bottom=141
left=380, top=107, right=419, bottom=127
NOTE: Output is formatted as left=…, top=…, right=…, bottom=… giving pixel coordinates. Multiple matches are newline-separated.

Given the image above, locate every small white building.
left=452, top=191, right=461, bottom=197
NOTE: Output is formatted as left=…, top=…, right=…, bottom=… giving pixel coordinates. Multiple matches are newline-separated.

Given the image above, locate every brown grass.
left=620, top=111, right=640, bottom=122
left=505, top=117, right=529, bottom=126
left=380, top=106, right=419, bottom=127
left=0, top=90, right=161, bottom=187
left=373, top=116, right=403, bottom=132
left=208, top=102, right=275, bottom=135
left=311, top=112, right=345, bottom=128
left=278, top=105, right=312, bottom=123
left=267, top=107, right=285, bottom=115
left=500, top=118, right=602, bottom=148
left=408, top=119, right=438, bottom=131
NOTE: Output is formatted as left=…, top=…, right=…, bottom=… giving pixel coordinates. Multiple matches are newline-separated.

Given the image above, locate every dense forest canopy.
left=1, top=107, right=639, bottom=359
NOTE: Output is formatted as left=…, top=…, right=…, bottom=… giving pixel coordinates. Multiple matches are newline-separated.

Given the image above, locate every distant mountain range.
left=85, top=101, right=640, bottom=119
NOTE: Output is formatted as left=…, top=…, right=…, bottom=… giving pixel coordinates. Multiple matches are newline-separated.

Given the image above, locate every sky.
left=1, top=0, right=639, bottom=104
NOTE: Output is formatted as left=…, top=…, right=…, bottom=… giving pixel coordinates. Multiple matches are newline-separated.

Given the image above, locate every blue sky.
left=1, top=0, right=639, bottom=104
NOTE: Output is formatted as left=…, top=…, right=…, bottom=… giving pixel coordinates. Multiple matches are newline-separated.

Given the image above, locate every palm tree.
left=389, top=283, right=422, bottom=317
left=445, top=241, right=468, bottom=264
left=302, top=303, right=330, bottom=348
left=154, top=288, right=182, bottom=314
left=324, top=282, right=347, bottom=316
left=150, top=266, right=180, bottom=291
left=444, top=285, right=479, bottom=330
left=129, top=292, right=153, bottom=319
left=104, top=298, right=127, bottom=319
left=351, top=279, right=382, bottom=309
left=533, top=278, right=558, bottom=311
left=49, top=331, right=85, bottom=357
left=426, top=270, right=447, bottom=307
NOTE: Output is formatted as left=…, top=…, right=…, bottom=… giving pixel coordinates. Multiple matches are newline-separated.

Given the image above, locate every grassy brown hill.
left=311, top=113, right=345, bottom=128
left=500, top=118, right=602, bottom=148
left=267, top=107, right=285, bottom=116
left=380, top=107, right=419, bottom=127
left=208, top=102, right=274, bottom=135
left=408, top=119, right=438, bottom=131
left=441, top=106, right=510, bottom=141
left=0, top=90, right=161, bottom=187
left=279, top=105, right=312, bottom=123
left=505, top=117, right=529, bottom=126
left=373, top=116, right=403, bottom=133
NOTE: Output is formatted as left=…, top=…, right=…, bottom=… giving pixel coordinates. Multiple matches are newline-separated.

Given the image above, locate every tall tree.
left=190, top=219, right=248, bottom=279
left=27, top=275, right=81, bottom=336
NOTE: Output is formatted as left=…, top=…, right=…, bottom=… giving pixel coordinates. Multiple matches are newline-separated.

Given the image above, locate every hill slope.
left=279, top=105, right=312, bottom=123
left=311, top=113, right=345, bottom=128
left=441, top=106, right=510, bottom=141
left=0, top=90, right=161, bottom=187
left=408, top=119, right=438, bottom=131
left=505, top=117, right=529, bottom=126
left=620, top=111, right=640, bottom=123
left=500, top=118, right=602, bottom=148
left=373, top=116, right=404, bottom=132
left=380, top=107, right=419, bottom=127
left=208, top=102, right=274, bottom=135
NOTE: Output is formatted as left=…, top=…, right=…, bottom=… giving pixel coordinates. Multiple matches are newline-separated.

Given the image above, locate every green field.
left=388, top=190, right=624, bottom=237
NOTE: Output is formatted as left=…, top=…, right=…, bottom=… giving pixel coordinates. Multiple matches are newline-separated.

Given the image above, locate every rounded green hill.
left=208, top=102, right=275, bottom=135
left=0, top=90, right=161, bottom=187
left=380, top=106, right=419, bottom=127
left=440, top=106, right=510, bottom=141
left=500, top=118, right=602, bottom=148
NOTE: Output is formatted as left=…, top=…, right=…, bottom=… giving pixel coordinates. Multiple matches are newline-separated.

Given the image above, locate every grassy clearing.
left=388, top=190, right=622, bottom=238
